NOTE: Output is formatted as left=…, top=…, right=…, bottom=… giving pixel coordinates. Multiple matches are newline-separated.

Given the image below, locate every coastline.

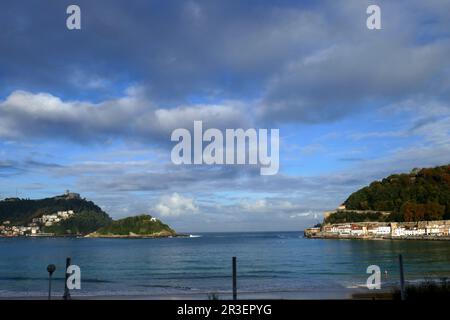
left=84, top=232, right=189, bottom=239
left=305, top=234, right=450, bottom=241
left=305, top=219, right=450, bottom=241
left=0, top=289, right=359, bottom=300
left=0, top=233, right=191, bottom=239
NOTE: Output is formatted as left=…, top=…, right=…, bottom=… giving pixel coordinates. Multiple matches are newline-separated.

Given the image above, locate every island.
left=0, top=191, right=178, bottom=238
left=305, top=164, right=450, bottom=240
left=86, top=214, right=177, bottom=238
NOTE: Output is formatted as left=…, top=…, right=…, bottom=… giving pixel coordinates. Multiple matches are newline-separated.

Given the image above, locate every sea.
left=0, top=232, right=449, bottom=299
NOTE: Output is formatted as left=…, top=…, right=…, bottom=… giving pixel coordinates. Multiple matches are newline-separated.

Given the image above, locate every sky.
left=1, top=0, right=450, bottom=232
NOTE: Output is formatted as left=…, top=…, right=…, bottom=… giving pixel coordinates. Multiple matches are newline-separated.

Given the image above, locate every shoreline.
left=0, top=289, right=363, bottom=300
left=84, top=233, right=189, bottom=239
left=0, top=233, right=191, bottom=239
left=305, top=234, right=450, bottom=241
left=305, top=219, right=450, bottom=241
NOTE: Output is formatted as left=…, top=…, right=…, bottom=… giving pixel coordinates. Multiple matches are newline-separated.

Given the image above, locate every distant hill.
left=42, top=210, right=112, bottom=235
left=343, top=164, right=450, bottom=222
left=89, top=215, right=176, bottom=238
left=0, top=194, right=177, bottom=237
left=0, top=193, right=112, bottom=235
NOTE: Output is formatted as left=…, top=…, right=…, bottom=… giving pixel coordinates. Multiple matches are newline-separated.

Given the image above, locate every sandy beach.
left=1, top=287, right=389, bottom=300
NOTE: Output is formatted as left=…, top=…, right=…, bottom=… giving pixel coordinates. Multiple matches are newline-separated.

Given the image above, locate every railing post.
left=398, top=254, right=406, bottom=301
left=232, top=256, right=237, bottom=300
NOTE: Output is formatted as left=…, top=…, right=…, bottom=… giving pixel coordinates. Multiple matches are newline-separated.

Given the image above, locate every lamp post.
left=46, top=264, right=56, bottom=300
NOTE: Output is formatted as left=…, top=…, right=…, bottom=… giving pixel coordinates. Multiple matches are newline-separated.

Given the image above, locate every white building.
left=405, top=228, right=426, bottom=236
left=331, top=224, right=352, bottom=235
left=350, top=228, right=365, bottom=236
left=374, top=226, right=391, bottom=235
left=393, top=227, right=406, bottom=237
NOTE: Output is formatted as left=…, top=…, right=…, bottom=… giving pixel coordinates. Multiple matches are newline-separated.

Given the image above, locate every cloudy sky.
left=1, top=0, right=450, bottom=232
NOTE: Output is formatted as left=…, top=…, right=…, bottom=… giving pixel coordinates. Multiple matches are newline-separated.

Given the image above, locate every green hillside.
left=344, top=164, right=450, bottom=222
left=324, top=210, right=390, bottom=224
left=42, top=210, right=112, bottom=235
left=0, top=194, right=112, bottom=235
left=0, top=194, right=108, bottom=224
left=91, top=214, right=176, bottom=237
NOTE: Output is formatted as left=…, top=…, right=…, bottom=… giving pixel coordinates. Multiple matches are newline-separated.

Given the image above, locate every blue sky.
left=1, top=0, right=450, bottom=232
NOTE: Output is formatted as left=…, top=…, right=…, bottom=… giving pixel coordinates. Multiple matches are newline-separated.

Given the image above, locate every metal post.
left=232, top=257, right=237, bottom=300
left=63, top=257, right=71, bottom=300
left=47, top=264, right=56, bottom=300
left=399, top=254, right=406, bottom=301
left=48, top=274, right=52, bottom=300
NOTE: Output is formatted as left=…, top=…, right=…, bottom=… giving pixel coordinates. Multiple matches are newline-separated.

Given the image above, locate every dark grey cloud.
left=0, top=0, right=330, bottom=102
left=0, top=160, right=22, bottom=177
left=0, top=158, right=62, bottom=177
left=259, top=40, right=450, bottom=123
left=0, top=0, right=449, bottom=133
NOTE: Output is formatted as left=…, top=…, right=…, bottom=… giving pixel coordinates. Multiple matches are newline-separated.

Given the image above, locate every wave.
left=137, top=284, right=194, bottom=291
left=0, top=276, right=113, bottom=283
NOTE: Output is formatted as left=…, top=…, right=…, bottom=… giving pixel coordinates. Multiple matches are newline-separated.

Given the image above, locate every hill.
left=323, top=210, right=391, bottom=224
left=0, top=193, right=112, bottom=235
left=42, top=210, right=112, bottom=235
left=343, top=164, right=450, bottom=222
left=88, top=215, right=176, bottom=238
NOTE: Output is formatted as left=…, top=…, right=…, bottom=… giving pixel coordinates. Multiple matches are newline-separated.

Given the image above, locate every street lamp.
left=47, top=264, right=56, bottom=300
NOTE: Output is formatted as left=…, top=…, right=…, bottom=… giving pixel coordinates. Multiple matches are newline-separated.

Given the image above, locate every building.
left=305, top=218, right=450, bottom=240
left=350, top=224, right=366, bottom=236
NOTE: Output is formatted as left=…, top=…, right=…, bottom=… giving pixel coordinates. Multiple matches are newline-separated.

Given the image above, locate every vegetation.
left=400, top=201, right=445, bottom=222
left=313, top=223, right=322, bottom=228
left=392, top=278, right=450, bottom=300
left=0, top=195, right=177, bottom=237
left=344, top=165, right=450, bottom=222
left=207, top=293, right=220, bottom=300
left=93, top=214, right=176, bottom=237
left=0, top=195, right=108, bottom=225
left=0, top=194, right=112, bottom=235
left=42, top=210, right=112, bottom=235
left=324, top=211, right=389, bottom=224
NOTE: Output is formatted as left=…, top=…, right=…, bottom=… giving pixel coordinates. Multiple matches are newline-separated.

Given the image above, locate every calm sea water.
left=0, top=232, right=449, bottom=298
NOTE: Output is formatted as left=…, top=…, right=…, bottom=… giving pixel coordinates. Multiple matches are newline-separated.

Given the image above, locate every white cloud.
left=289, top=212, right=316, bottom=219
left=239, top=198, right=309, bottom=215
left=240, top=199, right=268, bottom=212
left=0, top=88, right=249, bottom=143
left=153, top=193, right=199, bottom=217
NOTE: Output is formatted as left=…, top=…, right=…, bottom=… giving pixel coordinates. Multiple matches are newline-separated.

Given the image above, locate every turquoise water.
left=0, top=232, right=449, bottom=298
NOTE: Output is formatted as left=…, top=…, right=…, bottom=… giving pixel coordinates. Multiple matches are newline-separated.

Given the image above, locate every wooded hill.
left=343, top=164, right=450, bottom=222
